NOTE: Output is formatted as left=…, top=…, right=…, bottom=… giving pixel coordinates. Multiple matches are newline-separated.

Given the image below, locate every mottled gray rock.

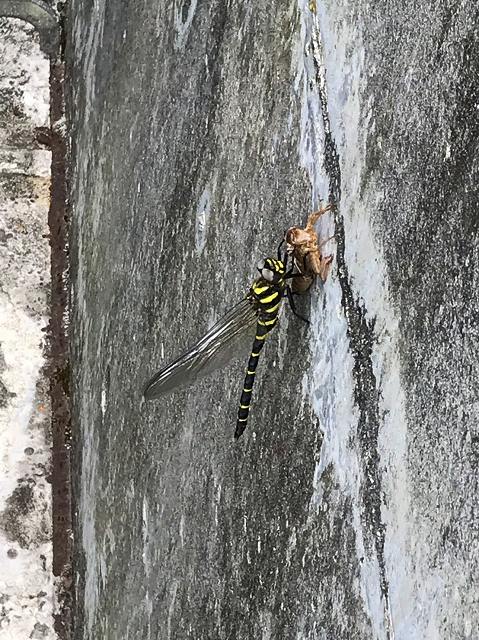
left=69, top=1, right=479, bottom=639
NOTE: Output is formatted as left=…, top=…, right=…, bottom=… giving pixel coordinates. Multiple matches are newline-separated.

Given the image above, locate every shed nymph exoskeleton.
left=284, top=203, right=335, bottom=294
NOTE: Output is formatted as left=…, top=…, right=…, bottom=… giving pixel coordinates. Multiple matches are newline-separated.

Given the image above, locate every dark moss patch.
left=0, top=481, right=49, bottom=549
left=0, top=379, right=16, bottom=408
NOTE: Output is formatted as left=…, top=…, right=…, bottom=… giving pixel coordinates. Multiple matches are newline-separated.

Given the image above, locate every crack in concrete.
left=309, top=18, right=393, bottom=640
left=45, top=57, right=73, bottom=640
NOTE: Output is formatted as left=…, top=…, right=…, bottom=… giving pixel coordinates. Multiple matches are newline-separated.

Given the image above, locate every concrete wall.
left=0, top=16, right=56, bottom=640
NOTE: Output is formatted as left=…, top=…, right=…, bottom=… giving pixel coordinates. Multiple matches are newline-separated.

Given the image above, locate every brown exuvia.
left=285, top=203, right=335, bottom=294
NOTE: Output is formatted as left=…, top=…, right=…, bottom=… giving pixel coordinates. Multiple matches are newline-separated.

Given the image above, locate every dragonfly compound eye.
left=262, top=268, right=274, bottom=282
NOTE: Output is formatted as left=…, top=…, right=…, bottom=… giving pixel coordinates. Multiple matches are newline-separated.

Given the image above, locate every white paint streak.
left=311, top=4, right=414, bottom=637
left=293, top=1, right=410, bottom=637
left=101, top=383, right=107, bottom=417
left=293, top=0, right=442, bottom=637
left=195, top=186, right=211, bottom=255
left=174, top=0, right=198, bottom=50
left=167, top=580, right=178, bottom=640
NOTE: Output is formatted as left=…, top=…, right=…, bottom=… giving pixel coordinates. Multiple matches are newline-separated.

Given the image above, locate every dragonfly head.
left=256, top=257, right=286, bottom=283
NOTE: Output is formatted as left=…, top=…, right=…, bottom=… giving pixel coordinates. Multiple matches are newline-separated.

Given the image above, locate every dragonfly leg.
left=286, top=286, right=310, bottom=325
left=277, top=236, right=285, bottom=259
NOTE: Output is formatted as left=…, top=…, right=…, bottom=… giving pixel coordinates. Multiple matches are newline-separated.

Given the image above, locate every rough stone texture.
left=69, top=1, right=478, bottom=639
left=0, top=16, right=56, bottom=640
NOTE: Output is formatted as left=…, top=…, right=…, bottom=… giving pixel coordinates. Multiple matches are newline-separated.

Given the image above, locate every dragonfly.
left=143, top=246, right=308, bottom=439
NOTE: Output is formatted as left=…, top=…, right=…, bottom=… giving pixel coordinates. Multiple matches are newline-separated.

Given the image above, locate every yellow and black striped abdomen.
left=235, top=316, right=278, bottom=439
left=234, top=278, right=284, bottom=440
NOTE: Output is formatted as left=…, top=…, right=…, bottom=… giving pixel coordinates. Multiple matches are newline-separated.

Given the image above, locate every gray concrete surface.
left=68, top=1, right=478, bottom=638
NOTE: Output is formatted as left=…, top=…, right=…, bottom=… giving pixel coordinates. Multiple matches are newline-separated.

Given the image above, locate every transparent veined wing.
left=143, top=298, right=258, bottom=399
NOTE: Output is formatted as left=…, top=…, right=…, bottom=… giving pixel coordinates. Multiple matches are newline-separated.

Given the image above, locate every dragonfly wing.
left=143, top=299, right=257, bottom=399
